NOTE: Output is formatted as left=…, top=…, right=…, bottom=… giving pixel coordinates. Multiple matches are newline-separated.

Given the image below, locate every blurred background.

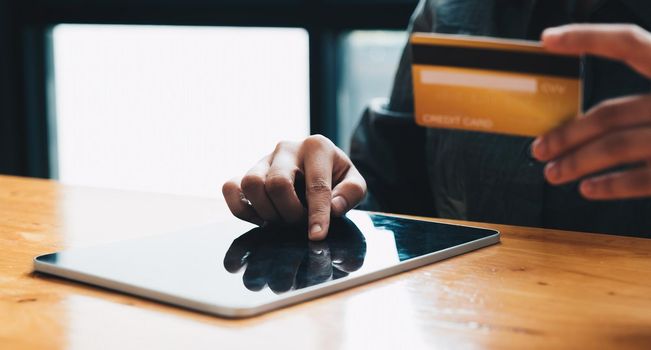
left=0, top=0, right=416, bottom=198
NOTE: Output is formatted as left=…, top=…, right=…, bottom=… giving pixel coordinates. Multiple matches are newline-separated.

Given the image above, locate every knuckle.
left=598, top=176, right=615, bottom=197
left=595, top=98, right=621, bottom=117
left=309, top=205, right=330, bottom=217
left=359, top=177, right=368, bottom=192
left=549, top=127, right=569, bottom=153
left=303, top=134, right=333, bottom=150
left=562, top=154, right=579, bottom=176
left=554, top=26, right=575, bottom=45
left=240, top=174, right=265, bottom=193
left=625, top=25, right=647, bottom=45
left=272, top=142, right=284, bottom=154
left=221, top=180, right=238, bottom=196
left=353, top=180, right=367, bottom=197
left=265, top=175, right=294, bottom=196
left=591, top=102, right=620, bottom=130
left=630, top=170, right=651, bottom=191
left=629, top=170, right=651, bottom=194
left=601, top=134, right=633, bottom=159
left=273, top=140, right=296, bottom=154
left=556, top=33, right=571, bottom=46
left=341, top=180, right=366, bottom=199
left=592, top=117, right=612, bottom=136
left=307, top=178, right=331, bottom=195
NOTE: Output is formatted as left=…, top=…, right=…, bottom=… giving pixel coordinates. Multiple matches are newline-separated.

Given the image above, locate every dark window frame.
left=0, top=0, right=417, bottom=177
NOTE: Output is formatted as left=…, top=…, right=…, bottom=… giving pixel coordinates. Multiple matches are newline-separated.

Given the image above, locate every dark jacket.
left=350, top=0, right=651, bottom=237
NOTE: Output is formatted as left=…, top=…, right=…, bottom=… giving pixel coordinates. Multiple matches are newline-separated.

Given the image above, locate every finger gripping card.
left=411, top=33, right=582, bottom=137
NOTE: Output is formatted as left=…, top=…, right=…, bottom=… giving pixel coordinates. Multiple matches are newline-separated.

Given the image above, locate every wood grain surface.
left=1, top=175, right=650, bottom=350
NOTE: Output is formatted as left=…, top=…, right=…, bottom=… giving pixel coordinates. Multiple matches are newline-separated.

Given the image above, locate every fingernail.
left=331, top=196, right=348, bottom=216
left=309, top=224, right=322, bottom=239
left=545, top=162, right=560, bottom=182
left=580, top=180, right=596, bottom=196
left=531, top=138, right=546, bottom=160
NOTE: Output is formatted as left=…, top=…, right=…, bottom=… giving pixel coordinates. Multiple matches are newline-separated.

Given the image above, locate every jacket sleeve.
left=350, top=98, right=435, bottom=216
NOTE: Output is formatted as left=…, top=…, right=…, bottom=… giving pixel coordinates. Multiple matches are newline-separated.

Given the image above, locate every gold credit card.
left=411, top=33, right=582, bottom=137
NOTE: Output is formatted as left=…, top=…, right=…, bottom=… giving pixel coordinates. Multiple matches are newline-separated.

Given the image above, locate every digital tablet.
left=33, top=210, right=499, bottom=318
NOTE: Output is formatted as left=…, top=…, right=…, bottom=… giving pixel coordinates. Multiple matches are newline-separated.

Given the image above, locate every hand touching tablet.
left=222, top=135, right=367, bottom=240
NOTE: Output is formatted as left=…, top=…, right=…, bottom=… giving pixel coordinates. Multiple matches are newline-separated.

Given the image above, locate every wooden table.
left=1, top=175, right=650, bottom=349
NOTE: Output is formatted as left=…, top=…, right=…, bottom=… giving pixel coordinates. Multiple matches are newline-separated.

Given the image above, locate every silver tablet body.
left=34, top=210, right=499, bottom=318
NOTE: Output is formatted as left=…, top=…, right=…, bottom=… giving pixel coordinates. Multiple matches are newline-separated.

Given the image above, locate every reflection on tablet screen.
left=223, top=217, right=367, bottom=294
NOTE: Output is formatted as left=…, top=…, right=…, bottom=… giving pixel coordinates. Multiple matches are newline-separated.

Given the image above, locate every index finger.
left=542, top=24, right=651, bottom=77
left=301, top=135, right=335, bottom=241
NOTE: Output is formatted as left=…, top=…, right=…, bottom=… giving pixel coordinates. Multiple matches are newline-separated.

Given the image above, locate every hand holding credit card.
left=411, top=33, right=582, bottom=137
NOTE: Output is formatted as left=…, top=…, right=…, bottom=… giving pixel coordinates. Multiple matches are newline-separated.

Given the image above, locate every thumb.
left=542, top=24, right=651, bottom=78
left=331, top=166, right=367, bottom=217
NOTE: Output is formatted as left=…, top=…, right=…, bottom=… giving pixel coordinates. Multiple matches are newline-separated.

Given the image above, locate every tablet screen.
left=35, top=210, right=498, bottom=312
left=224, top=211, right=494, bottom=293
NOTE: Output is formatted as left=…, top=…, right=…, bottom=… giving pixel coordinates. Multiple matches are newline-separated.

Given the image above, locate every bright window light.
left=50, top=24, right=310, bottom=198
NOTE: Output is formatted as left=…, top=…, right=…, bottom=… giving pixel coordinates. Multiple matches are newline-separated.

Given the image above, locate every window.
left=1, top=1, right=418, bottom=179
left=50, top=24, right=310, bottom=198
